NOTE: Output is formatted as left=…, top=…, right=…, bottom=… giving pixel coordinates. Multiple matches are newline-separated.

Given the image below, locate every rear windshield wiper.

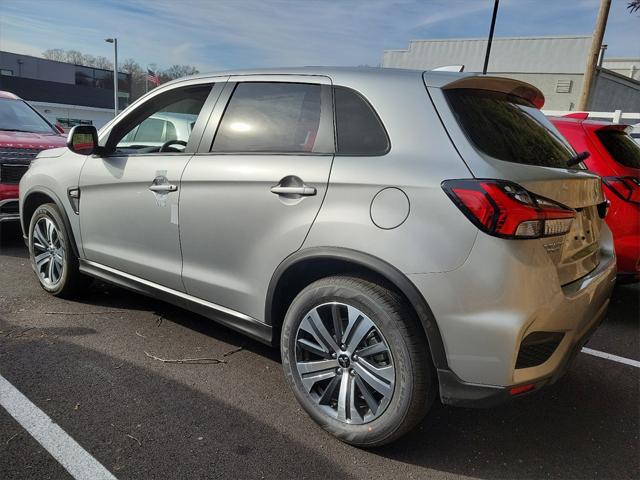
left=566, top=151, right=590, bottom=167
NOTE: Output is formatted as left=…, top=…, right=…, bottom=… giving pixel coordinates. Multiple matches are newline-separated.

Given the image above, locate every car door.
left=179, top=75, right=335, bottom=320
left=79, top=80, right=223, bottom=291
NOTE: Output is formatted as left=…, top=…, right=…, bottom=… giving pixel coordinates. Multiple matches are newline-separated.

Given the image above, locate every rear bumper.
left=409, top=225, right=617, bottom=406
left=437, top=295, right=607, bottom=407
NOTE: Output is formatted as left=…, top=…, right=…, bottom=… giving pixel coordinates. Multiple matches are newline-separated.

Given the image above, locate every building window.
left=0, top=69, right=13, bottom=76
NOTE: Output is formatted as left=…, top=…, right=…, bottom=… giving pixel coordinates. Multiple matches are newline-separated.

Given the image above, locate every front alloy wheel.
left=28, top=203, right=90, bottom=297
left=32, top=216, right=65, bottom=287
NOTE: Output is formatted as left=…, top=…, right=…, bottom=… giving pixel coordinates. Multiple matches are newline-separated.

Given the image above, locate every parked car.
left=550, top=113, right=639, bottom=282
left=116, top=111, right=197, bottom=151
left=0, top=91, right=66, bottom=223
left=19, top=68, right=616, bottom=446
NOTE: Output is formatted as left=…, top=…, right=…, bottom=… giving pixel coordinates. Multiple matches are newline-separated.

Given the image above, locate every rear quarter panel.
left=303, top=71, right=477, bottom=274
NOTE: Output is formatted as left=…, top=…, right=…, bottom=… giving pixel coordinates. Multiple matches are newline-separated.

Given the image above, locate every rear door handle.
left=270, top=186, right=317, bottom=196
left=149, top=184, right=178, bottom=193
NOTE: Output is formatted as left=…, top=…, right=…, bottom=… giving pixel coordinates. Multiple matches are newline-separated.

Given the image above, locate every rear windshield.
left=596, top=129, right=640, bottom=169
left=445, top=89, right=575, bottom=168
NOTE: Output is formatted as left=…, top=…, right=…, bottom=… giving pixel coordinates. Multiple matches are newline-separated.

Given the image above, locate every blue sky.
left=1, top=0, right=638, bottom=72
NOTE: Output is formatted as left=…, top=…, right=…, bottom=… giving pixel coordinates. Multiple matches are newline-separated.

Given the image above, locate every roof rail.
left=431, top=65, right=465, bottom=72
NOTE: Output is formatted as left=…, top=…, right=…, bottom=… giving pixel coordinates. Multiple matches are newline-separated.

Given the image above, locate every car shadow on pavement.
left=73, top=283, right=638, bottom=479
left=0, top=316, right=355, bottom=480
left=607, top=283, right=640, bottom=326
left=0, top=222, right=28, bottom=259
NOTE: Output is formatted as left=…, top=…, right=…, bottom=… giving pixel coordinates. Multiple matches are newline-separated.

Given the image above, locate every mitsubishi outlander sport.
left=19, top=67, right=616, bottom=446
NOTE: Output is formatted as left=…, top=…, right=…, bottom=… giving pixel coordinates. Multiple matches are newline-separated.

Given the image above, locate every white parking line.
left=0, top=373, right=117, bottom=480
left=581, top=347, right=640, bottom=368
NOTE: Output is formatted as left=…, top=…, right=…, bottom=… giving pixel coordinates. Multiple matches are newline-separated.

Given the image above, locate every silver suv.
left=19, top=68, right=616, bottom=446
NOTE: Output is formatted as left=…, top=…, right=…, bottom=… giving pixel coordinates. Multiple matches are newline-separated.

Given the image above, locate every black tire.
left=281, top=275, right=435, bottom=447
left=28, top=203, right=91, bottom=297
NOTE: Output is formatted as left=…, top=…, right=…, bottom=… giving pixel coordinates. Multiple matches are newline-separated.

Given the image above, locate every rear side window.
left=212, top=82, right=332, bottom=153
left=334, top=87, right=389, bottom=155
left=446, top=89, right=574, bottom=168
left=596, top=130, right=640, bottom=169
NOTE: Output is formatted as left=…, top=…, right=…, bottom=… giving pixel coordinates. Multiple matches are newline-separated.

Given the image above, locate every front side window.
left=446, top=89, right=575, bottom=168
left=212, top=82, right=332, bottom=153
left=112, top=85, right=211, bottom=154
left=596, top=129, right=640, bottom=169
left=0, top=98, right=56, bottom=134
left=334, top=87, right=389, bottom=155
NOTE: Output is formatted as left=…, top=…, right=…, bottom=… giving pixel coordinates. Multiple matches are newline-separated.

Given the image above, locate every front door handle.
left=270, top=186, right=316, bottom=196
left=149, top=184, right=178, bottom=193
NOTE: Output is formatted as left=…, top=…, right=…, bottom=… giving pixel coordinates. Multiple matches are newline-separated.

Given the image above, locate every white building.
left=382, top=36, right=640, bottom=112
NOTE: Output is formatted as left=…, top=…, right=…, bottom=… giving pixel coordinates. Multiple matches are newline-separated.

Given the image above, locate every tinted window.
left=596, top=130, right=640, bottom=169
left=212, top=82, right=331, bottom=153
left=446, top=89, right=574, bottom=168
left=0, top=98, right=55, bottom=134
left=113, top=85, right=211, bottom=153
left=334, top=87, right=388, bottom=155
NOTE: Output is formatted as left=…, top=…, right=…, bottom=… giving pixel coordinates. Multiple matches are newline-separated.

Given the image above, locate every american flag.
left=147, top=69, right=160, bottom=86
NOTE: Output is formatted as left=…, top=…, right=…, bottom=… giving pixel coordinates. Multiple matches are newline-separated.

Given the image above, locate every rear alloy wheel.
left=281, top=276, right=435, bottom=447
left=28, top=203, right=90, bottom=297
left=295, top=302, right=395, bottom=424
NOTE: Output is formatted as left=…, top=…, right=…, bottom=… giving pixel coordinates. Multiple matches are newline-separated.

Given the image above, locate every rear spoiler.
left=561, top=113, right=633, bottom=134
left=439, top=76, right=545, bottom=109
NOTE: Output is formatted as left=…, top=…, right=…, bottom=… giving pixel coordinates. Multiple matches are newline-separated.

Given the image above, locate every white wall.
left=29, top=101, right=114, bottom=130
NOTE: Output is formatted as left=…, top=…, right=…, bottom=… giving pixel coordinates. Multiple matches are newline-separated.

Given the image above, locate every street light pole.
left=105, top=38, right=118, bottom=117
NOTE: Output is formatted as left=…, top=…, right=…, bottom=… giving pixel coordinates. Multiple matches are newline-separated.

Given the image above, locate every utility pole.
left=577, top=0, right=611, bottom=111
left=483, top=0, right=500, bottom=75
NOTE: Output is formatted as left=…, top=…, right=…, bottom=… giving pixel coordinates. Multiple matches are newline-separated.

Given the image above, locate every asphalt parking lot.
left=0, top=222, right=638, bottom=480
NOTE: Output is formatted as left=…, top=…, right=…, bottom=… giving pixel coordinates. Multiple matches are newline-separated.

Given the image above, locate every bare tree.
left=628, top=0, right=640, bottom=12
left=160, top=64, right=199, bottom=81
left=42, top=49, right=67, bottom=62
left=121, top=58, right=147, bottom=99
left=93, top=56, right=114, bottom=70
left=64, top=50, right=84, bottom=65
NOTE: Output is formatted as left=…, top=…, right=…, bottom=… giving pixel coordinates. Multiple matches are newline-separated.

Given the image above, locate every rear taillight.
left=602, top=176, right=640, bottom=205
left=442, top=179, right=576, bottom=239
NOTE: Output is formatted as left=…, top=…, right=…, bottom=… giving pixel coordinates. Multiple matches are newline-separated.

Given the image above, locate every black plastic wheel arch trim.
left=265, top=246, right=449, bottom=371
left=21, top=186, right=81, bottom=258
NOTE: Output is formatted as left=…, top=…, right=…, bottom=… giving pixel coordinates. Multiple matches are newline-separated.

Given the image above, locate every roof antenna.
left=483, top=0, right=500, bottom=74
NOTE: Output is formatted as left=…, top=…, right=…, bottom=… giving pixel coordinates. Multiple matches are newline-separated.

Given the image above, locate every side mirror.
left=67, top=125, right=99, bottom=155
left=55, top=123, right=65, bottom=134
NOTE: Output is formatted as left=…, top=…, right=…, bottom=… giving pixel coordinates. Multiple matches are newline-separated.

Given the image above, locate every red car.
left=551, top=113, right=640, bottom=282
left=0, top=91, right=66, bottom=224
